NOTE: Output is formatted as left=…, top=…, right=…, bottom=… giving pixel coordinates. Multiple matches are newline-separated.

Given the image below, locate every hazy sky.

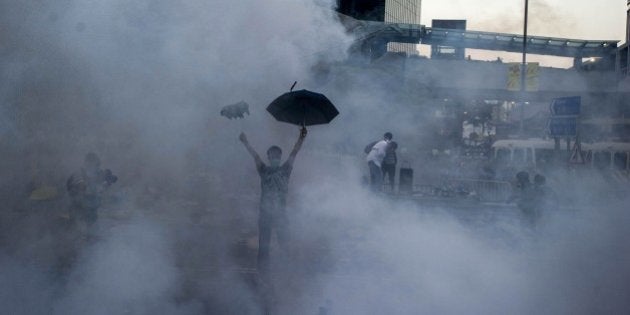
left=419, top=0, right=627, bottom=67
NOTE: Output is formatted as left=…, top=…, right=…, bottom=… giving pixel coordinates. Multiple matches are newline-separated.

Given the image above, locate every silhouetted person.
left=364, top=132, right=392, bottom=191
left=531, top=174, right=555, bottom=223
left=381, top=132, right=398, bottom=190
left=509, top=171, right=537, bottom=227
left=239, top=128, right=306, bottom=276
left=66, top=152, right=117, bottom=228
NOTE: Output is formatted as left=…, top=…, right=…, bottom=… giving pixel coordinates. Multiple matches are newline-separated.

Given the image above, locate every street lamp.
left=519, top=0, right=529, bottom=136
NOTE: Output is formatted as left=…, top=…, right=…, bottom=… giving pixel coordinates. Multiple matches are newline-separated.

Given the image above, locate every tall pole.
left=627, top=2, right=630, bottom=78
left=519, top=0, right=529, bottom=136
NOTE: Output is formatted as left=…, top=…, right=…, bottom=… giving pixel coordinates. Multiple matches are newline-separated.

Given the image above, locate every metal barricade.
left=438, top=178, right=513, bottom=203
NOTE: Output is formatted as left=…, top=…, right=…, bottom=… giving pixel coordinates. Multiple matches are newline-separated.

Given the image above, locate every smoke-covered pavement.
left=1, top=0, right=630, bottom=314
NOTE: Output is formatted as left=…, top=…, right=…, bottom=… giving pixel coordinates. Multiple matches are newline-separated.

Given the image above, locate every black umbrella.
left=266, top=89, right=339, bottom=128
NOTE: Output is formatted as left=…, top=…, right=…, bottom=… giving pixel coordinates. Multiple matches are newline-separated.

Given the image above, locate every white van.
left=491, top=139, right=556, bottom=167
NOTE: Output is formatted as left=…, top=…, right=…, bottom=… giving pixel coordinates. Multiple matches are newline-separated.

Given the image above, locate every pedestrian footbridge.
left=347, top=17, right=618, bottom=60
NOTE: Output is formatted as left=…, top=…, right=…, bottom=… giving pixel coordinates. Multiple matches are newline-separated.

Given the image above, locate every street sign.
left=507, top=63, right=539, bottom=91
left=549, top=96, right=580, bottom=137
left=549, top=117, right=577, bottom=137
left=550, top=96, right=581, bottom=115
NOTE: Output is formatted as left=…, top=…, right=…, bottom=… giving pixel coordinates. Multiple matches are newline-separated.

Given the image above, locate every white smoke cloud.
left=53, top=219, right=199, bottom=315
left=2, top=0, right=629, bottom=314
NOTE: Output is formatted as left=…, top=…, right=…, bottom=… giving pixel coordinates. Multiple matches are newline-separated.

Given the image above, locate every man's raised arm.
left=239, top=132, right=264, bottom=169
left=286, top=127, right=307, bottom=166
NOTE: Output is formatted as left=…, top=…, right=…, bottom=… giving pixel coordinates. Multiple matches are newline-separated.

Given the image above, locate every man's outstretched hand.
left=239, top=132, right=248, bottom=143
left=299, top=127, right=307, bottom=139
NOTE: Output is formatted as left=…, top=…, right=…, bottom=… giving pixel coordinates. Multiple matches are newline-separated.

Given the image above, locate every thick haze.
left=1, top=0, right=630, bottom=314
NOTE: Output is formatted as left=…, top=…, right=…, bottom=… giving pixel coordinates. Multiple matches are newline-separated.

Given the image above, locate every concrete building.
left=384, top=0, right=422, bottom=55
left=336, top=0, right=385, bottom=21
left=336, top=0, right=421, bottom=55
left=619, top=1, right=630, bottom=77
left=430, top=20, right=466, bottom=60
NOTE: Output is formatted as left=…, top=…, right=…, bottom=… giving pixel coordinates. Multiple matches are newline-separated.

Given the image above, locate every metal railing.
left=393, top=178, right=513, bottom=203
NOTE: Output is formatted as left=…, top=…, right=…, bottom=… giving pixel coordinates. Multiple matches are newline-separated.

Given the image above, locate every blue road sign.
left=551, top=96, right=581, bottom=116
left=549, top=117, right=577, bottom=137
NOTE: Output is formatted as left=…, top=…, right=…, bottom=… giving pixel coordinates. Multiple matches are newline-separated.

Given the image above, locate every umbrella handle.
left=302, top=102, right=306, bottom=130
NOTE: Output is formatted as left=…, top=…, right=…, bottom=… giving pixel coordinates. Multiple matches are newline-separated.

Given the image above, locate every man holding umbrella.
left=239, top=127, right=307, bottom=276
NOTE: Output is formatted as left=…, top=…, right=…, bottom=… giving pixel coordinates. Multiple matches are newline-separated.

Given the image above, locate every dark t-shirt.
left=257, top=162, right=293, bottom=214
left=383, top=141, right=398, bottom=165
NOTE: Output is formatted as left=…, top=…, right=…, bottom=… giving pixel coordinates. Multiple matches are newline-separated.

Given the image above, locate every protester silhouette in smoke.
left=239, top=128, right=307, bottom=277
left=66, top=152, right=117, bottom=229
left=531, top=173, right=557, bottom=224
left=509, top=171, right=541, bottom=227
left=364, top=132, right=394, bottom=191
left=381, top=133, right=398, bottom=190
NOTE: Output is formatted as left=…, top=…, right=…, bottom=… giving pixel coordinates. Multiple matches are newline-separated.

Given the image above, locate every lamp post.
left=519, top=0, right=529, bottom=136
left=626, top=1, right=629, bottom=77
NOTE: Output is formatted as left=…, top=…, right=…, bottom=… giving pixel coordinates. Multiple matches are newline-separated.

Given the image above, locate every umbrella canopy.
left=266, top=89, right=339, bottom=127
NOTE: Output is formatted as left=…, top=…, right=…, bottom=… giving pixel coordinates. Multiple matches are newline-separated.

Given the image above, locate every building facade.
left=430, top=20, right=467, bottom=60
left=336, top=0, right=385, bottom=21
left=336, top=0, right=421, bottom=55
left=384, top=0, right=422, bottom=54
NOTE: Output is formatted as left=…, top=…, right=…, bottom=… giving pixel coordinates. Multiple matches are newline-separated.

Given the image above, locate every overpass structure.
left=424, top=28, right=618, bottom=59
left=348, top=19, right=619, bottom=61
left=338, top=15, right=627, bottom=109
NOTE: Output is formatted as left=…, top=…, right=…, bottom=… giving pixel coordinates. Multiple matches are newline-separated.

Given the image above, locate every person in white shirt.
left=364, top=133, right=391, bottom=191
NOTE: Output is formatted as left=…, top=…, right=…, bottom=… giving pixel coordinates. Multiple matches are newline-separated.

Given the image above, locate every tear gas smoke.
left=1, top=0, right=629, bottom=314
